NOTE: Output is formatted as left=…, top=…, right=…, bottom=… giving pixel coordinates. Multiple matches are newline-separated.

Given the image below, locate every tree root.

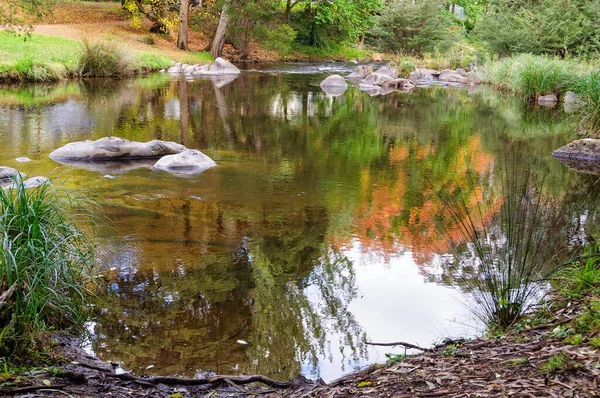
left=366, top=341, right=435, bottom=352
left=109, top=372, right=294, bottom=389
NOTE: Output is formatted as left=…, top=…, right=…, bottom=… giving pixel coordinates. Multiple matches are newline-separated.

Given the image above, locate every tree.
left=210, top=0, right=231, bottom=58
left=123, top=0, right=178, bottom=33
left=177, top=0, right=190, bottom=50
left=1, top=0, right=52, bottom=32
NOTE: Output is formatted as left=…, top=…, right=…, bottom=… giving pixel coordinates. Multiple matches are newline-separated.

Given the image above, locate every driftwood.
left=366, top=340, right=435, bottom=352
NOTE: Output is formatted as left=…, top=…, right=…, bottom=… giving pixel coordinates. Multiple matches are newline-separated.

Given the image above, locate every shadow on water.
left=0, top=69, right=599, bottom=380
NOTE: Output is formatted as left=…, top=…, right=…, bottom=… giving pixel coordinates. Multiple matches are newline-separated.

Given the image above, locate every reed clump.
left=0, top=177, right=95, bottom=359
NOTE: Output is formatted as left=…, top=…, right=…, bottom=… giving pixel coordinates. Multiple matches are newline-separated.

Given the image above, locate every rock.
left=374, top=66, right=398, bottom=80
left=410, top=68, right=440, bottom=80
left=167, top=64, right=183, bottom=74
left=564, top=91, right=580, bottom=104
left=207, top=57, right=241, bottom=75
left=438, top=69, right=470, bottom=84
left=154, top=149, right=216, bottom=173
left=381, top=78, right=416, bottom=91
left=0, top=166, right=19, bottom=180
left=49, top=136, right=186, bottom=161
left=183, top=65, right=196, bottom=74
left=553, top=138, right=600, bottom=161
left=538, top=94, right=558, bottom=103
left=159, top=69, right=166, bottom=73
left=321, top=85, right=347, bottom=97
left=346, top=65, right=372, bottom=79
left=361, top=72, right=392, bottom=86
left=16, top=157, right=31, bottom=162
left=52, top=159, right=158, bottom=174
left=554, top=157, right=600, bottom=175
left=192, top=65, right=211, bottom=76
left=320, top=75, right=348, bottom=89
left=18, top=177, right=50, bottom=189
left=350, top=59, right=359, bottom=65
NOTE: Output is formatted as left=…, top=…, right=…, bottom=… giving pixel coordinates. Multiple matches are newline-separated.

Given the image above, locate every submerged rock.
left=23, top=176, right=50, bottom=188
left=16, top=157, right=31, bottom=163
left=154, top=149, right=216, bottom=173
left=0, top=166, right=19, bottom=180
left=553, top=138, right=600, bottom=161
left=563, top=91, right=580, bottom=104
left=49, top=137, right=186, bottom=161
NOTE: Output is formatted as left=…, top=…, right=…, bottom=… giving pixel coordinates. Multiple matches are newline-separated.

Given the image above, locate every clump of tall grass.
left=0, top=177, right=95, bottom=358
left=432, top=161, right=589, bottom=328
left=0, top=58, right=67, bottom=83
left=477, top=54, right=587, bottom=100
left=78, top=41, right=130, bottom=78
left=575, top=69, right=600, bottom=136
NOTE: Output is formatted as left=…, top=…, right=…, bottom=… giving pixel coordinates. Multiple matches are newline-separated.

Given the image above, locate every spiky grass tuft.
left=0, top=177, right=96, bottom=358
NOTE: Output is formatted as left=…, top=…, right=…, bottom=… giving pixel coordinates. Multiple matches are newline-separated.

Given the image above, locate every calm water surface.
left=0, top=64, right=598, bottom=381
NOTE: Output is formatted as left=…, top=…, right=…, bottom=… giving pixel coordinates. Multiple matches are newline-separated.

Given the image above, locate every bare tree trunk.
left=210, top=0, right=231, bottom=59
left=177, top=0, right=190, bottom=50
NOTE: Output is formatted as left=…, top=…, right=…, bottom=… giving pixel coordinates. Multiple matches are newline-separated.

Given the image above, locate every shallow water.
left=0, top=67, right=598, bottom=381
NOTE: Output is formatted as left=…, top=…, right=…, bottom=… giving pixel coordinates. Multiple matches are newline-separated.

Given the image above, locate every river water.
left=0, top=63, right=598, bottom=381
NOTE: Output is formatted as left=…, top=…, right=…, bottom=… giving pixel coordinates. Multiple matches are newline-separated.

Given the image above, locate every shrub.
left=575, top=69, right=600, bottom=136
left=255, top=24, right=297, bottom=56
left=0, top=177, right=95, bottom=358
left=78, top=41, right=130, bottom=78
left=369, top=0, right=457, bottom=56
left=475, top=0, right=600, bottom=59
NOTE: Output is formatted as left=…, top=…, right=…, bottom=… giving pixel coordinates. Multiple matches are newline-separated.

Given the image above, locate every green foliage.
left=385, top=353, right=404, bottom=365
left=369, top=0, right=457, bottom=56
left=78, top=41, right=130, bottom=78
left=0, top=177, right=95, bottom=358
left=475, top=0, right=600, bottom=59
left=478, top=54, right=587, bottom=99
left=541, top=352, right=581, bottom=374
left=0, top=0, right=53, bottom=32
left=292, top=0, right=383, bottom=48
left=255, top=24, right=297, bottom=56
left=575, top=69, right=600, bottom=136
left=134, top=51, right=172, bottom=72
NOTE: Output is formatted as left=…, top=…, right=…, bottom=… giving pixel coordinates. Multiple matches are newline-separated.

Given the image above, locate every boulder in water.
left=346, top=65, right=372, bottom=79
left=154, top=149, right=216, bottom=173
left=320, top=75, right=348, bottom=88
left=0, top=166, right=19, bottom=180
left=49, top=136, right=186, bottom=161
left=207, top=57, right=241, bottom=75
left=553, top=139, right=600, bottom=161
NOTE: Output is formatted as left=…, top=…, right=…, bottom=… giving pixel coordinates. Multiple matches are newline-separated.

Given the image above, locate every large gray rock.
left=320, top=75, right=348, bottom=88
left=381, top=78, right=416, bottom=91
left=361, top=72, right=392, bottom=86
left=553, top=139, right=600, bottom=161
left=49, top=137, right=186, bottom=161
left=346, top=65, right=372, bottom=79
left=438, top=69, right=470, bottom=83
left=0, top=166, right=19, bottom=180
left=23, top=177, right=50, bottom=188
left=410, top=68, right=440, bottom=80
left=374, top=66, right=398, bottom=80
left=168, top=64, right=183, bottom=74
left=207, top=57, right=241, bottom=75
left=154, top=149, right=216, bottom=173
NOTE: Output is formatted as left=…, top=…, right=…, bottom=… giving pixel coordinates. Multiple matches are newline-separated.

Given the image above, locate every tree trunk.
left=210, top=0, right=231, bottom=59
left=177, top=0, right=190, bottom=50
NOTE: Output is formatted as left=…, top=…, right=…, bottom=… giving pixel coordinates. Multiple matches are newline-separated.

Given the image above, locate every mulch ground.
left=3, top=297, right=600, bottom=398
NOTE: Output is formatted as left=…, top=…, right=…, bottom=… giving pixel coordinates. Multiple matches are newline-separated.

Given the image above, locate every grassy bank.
left=0, top=32, right=178, bottom=82
left=478, top=54, right=600, bottom=135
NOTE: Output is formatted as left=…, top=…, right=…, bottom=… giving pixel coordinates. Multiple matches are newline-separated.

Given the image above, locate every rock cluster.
left=166, top=57, right=241, bottom=77
left=49, top=137, right=216, bottom=175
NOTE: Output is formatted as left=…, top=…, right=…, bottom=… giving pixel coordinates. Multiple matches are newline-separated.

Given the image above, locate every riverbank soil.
left=34, top=1, right=210, bottom=62
left=3, top=291, right=599, bottom=397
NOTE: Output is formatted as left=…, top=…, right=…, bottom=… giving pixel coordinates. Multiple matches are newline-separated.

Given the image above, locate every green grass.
left=287, top=43, right=372, bottom=61
left=0, top=31, right=174, bottom=82
left=176, top=51, right=214, bottom=65
left=0, top=177, right=96, bottom=360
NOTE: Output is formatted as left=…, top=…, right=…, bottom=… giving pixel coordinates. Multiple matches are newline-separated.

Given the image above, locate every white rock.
left=0, top=166, right=19, bottom=180
left=207, top=57, right=241, bottom=75
left=320, top=75, right=348, bottom=88
left=154, top=149, right=216, bottom=172
left=49, top=136, right=186, bottom=161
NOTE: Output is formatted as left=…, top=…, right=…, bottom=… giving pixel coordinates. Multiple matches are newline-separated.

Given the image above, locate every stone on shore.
left=49, top=137, right=186, bottom=161
left=538, top=94, right=558, bottom=104
left=553, top=139, right=600, bottom=161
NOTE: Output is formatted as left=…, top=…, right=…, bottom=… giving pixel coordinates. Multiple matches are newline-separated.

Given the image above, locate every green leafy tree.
left=369, top=0, right=457, bottom=55
left=475, top=0, right=600, bottom=58
left=0, top=0, right=53, bottom=32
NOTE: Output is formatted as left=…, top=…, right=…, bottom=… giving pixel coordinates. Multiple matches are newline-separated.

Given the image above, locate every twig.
left=366, top=341, right=434, bottom=352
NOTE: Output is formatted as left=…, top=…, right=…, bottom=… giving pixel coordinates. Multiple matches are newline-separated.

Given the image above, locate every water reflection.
left=0, top=70, right=595, bottom=381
